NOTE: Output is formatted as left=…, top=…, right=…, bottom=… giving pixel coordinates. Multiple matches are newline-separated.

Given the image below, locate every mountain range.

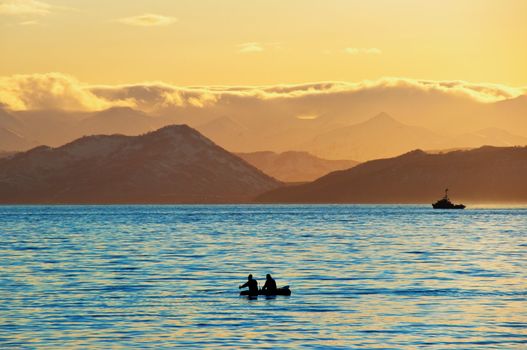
left=237, top=151, right=358, bottom=183
left=304, top=112, right=445, bottom=161
left=2, top=101, right=527, bottom=163
left=0, top=97, right=527, bottom=161
left=0, top=125, right=280, bottom=203
left=1, top=122, right=526, bottom=204
left=303, top=113, right=527, bottom=161
left=256, top=146, right=527, bottom=204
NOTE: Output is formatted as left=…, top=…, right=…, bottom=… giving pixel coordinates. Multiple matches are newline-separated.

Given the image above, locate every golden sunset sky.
left=1, top=0, right=526, bottom=86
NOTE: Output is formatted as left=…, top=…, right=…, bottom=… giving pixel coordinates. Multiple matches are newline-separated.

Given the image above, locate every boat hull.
left=240, top=286, right=291, bottom=296
left=432, top=203, right=465, bottom=209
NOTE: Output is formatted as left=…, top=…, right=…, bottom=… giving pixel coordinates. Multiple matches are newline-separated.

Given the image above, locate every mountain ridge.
left=0, top=125, right=281, bottom=203
left=237, top=151, right=358, bottom=182
left=256, top=146, right=527, bottom=204
left=305, top=112, right=446, bottom=161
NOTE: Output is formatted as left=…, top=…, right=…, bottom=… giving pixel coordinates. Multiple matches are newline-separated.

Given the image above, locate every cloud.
left=91, top=84, right=220, bottom=112
left=117, top=13, right=178, bottom=27
left=238, top=42, right=264, bottom=54
left=237, top=42, right=281, bottom=54
left=19, top=19, right=37, bottom=25
left=296, top=114, right=319, bottom=120
left=0, top=73, right=524, bottom=113
left=0, top=0, right=50, bottom=16
left=345, top=47, right=382, bottom=55
left=0, top=73, right=133, bottom=110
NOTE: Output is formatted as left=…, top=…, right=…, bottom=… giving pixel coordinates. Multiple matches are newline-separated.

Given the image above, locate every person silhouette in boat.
left=261, top=274, right=277, bottom=294
left=239, top=274, right=258, bottom=295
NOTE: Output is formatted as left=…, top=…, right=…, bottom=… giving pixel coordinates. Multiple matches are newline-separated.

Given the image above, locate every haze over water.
left=1, top=205, right=526, bottom=349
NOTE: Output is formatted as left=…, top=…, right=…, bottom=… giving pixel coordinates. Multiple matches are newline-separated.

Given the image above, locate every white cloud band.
left=0, top=73, right=524, bottom=112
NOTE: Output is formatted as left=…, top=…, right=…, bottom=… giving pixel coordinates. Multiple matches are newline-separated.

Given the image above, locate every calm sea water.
left=0, top=205, right=526, bottom=349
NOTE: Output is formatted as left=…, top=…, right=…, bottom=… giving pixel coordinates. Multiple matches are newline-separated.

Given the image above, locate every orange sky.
left=1, top=0, right=526, bottom=86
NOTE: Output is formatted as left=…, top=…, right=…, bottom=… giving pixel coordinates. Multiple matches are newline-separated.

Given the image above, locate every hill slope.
left=0, top=125, right=280, bottom=203
left=0, top=127, right=37, bottom=151
left=305, top=112, right=446, bottom=161
left=195, top=116, right=250, bottom=151
left=0, top=150, right=17, bottom=159
left=451, top=128, right=527, bottom=148
left=256, top=146, right=527, bottom=204
left=78, top=107, right=157, bottom=136
left=237, top=151, right=358, bottom=182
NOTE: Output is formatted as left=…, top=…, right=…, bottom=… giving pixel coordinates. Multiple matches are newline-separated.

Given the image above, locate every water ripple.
left=1, top=205, right=526, bottom=349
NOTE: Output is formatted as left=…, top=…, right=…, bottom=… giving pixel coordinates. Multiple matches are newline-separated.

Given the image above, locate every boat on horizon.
left=432, top=189, right=465, bottom=209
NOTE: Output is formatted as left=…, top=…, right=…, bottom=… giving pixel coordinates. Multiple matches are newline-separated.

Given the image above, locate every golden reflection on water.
left=0, top=205, right=526, bottom=348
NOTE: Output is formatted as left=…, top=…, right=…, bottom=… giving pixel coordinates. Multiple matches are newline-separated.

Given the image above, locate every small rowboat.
left=240, top=286, right=291, bottom=296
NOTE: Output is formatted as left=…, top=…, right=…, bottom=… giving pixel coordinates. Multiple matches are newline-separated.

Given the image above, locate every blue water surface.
left=0, top=205, right=526, bottom=349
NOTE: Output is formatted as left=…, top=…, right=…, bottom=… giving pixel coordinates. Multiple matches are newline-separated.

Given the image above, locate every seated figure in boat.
left=261, top=274, right=277, bottom=293
left=239, top=274, right=258, bottom=295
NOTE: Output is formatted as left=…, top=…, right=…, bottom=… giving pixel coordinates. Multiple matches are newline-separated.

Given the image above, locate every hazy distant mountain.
left=490, top=95, right=527, bottom=135
left=0, top=107, right=24, bottom=132
left=0, top=107, right=35, bottom=151
left=3, top=102, right=526, bottom=161
left=10, top=108, right=87, bottom=148
left=0, top=127, right=37, bottom=151
left=195, top=116, right=250, bottom=150
left=78, top=107, right=157, bottom=136
left=452, top=128, right=527, bottom=148
left=194, top=115, right=336, bottom=153
left=3, top=75, right=527, bottom=156
left=0, top=125, right=280, bottom=203
left=305, top=112, right=446, bottom=161
left=237, top=151, right=358, bottom=182
left=257, top=146, right=527, bottom=204
left=0, top=107, right=164, bottom=150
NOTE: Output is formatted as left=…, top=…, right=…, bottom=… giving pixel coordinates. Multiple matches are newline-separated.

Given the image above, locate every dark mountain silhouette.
left=0, top=125, right=280, bottom=203
left=0, top=150, right=17, bottom=159
left=256, top=146, right=527, bottom=204
left=237, top=151, right=358, bottom=183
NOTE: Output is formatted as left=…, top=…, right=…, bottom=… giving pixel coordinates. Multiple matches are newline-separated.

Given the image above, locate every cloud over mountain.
left=1, top=73, right=524, bottom=113
left=1, top=72, right=526, bottom=154
left=0, top=76, right=525, bottom=198
left=0, top=73, right=132, bottom=110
